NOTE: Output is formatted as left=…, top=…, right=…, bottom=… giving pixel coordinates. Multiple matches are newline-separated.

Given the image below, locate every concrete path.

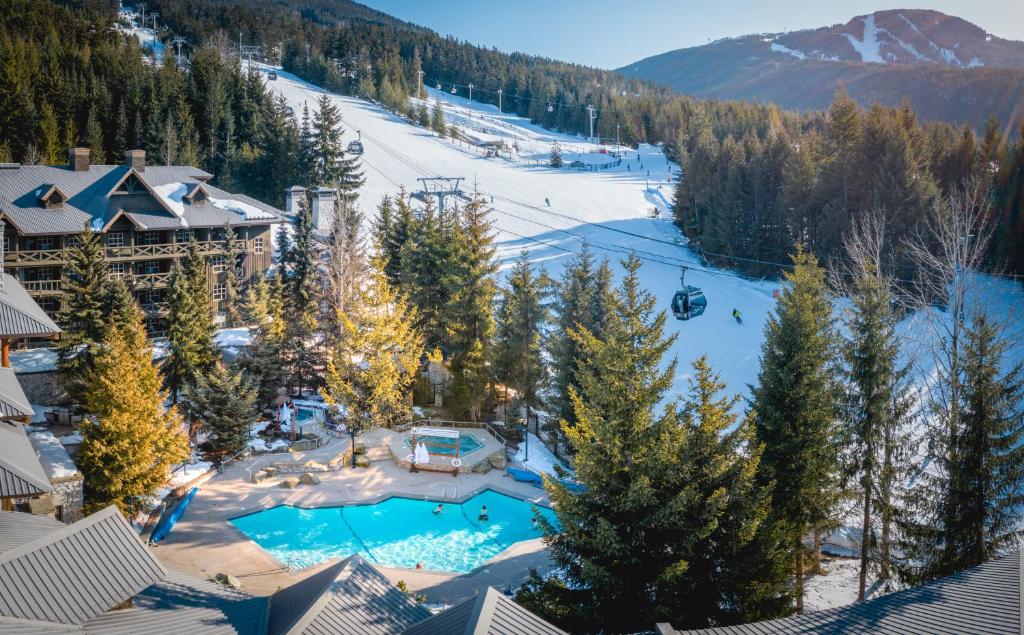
left=151, top=432, right=555, bottom=603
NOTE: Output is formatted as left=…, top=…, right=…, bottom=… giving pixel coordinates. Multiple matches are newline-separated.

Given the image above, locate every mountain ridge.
left=618, top=9, right=1024, bottom=129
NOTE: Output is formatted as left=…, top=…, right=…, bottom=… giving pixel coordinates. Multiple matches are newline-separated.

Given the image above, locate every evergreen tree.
left=311, top=93, right=364, bottom=197
left=430, top=99, right=446, bottom=136
left=901, top=312, right=1024, bottom=582
left=185, top=362, right=258, bottom=458
left=549, top=143, right=563, bottom=168
left=494, top=251, right=550, bottom=439
left=56, top=227, right=109, bottom=406
left=751, top=247, right=840, bottom=613
left=535, top=253, right=681, bottom=632
left=323, top=256, right=423, bottom=464
left=324, top=196, right=365, bottom=340
left=445, top=198, right=498, bottom=420
left=78, top=298, right=189, bottom=515
left=283, top=200, right=324, bottom=394
left=222, top=224, right=244, bottom=327
left=837, top=217, right=912, bottom=596
left=241, top=272, right=289, bottom=408
left=164, top=240, right=217, bottom=403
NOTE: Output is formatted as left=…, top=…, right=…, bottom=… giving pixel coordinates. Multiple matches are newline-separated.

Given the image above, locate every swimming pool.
left=406, top=433, right=484, bottom=456
left=230, top=489, right=557, bottom=573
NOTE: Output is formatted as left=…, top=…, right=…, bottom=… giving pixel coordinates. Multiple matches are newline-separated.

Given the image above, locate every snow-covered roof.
left=26, top=428, right=80, bottom=481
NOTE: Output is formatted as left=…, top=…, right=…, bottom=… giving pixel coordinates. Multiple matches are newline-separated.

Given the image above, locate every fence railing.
left=398, top=418, right=508, bottom=448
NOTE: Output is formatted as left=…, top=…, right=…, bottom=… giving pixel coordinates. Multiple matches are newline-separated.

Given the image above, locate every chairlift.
left=346, top=130, right=364, bottom=155
left=670, top=267, right=706, bottom=321
left=547, top=102, right=554, bottom=113
left=451, top=84, right=457, bottom=94
left=436, top=81, right=441, bottom=90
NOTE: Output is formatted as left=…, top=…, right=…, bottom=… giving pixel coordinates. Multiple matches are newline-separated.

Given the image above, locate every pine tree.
left=56, top=227, right=109, bottom=406
left=283, top=200, right=324, bottom=394
left=311, top=94, right=364, bottom=197
left=901, top=312, right=1024, bottom=582
left=751, top=247, right=840, bottom=614
left=164, top=240, right=217, bottom=403
left=38, top=103, right=60, bottom=165
left=836, top=216, right=912, bottom=596
left=494, top=252, right=550, bottom=439
left=445, top=198, right=498, bottom=420
left=549, top=143, right=563, bottom=168
left=535, top=253, right=681, bottom=632
left=85, top=107, right=106, bottom=164
left=240, top=272, right=288, bottom=408
left=222, top=224, right=244, bottom=327
left=430, top=99, right=446, bottom=137
left=78, top=298, right=189, bottom=515
left=324, top=197, right=365, bottom=341
left=185, top=362, right=258, bottom=458
left=323, top=256, right=423, bottom=464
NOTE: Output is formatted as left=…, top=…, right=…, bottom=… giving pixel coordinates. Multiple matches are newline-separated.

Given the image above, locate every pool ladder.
left=441, top=484, right=458, bottom=500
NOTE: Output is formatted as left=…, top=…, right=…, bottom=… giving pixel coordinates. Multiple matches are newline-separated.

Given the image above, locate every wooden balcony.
left=134, top=272, right=172, bottom=288
left=20, top=279, right=62, bottom=294
left=6, top=240, right=236, bottom=268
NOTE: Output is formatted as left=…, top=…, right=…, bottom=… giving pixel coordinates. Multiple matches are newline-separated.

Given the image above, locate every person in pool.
left=478, top=505, right=489, bottom=521
left=433, top=503, right=443, bottom=515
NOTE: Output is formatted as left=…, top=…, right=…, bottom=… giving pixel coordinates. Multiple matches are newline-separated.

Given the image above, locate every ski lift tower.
left=171, top=36, right=188, bottom=66
left=417, top=177, right=465, bottom=214
left=241, top=45, right=261, bottom=72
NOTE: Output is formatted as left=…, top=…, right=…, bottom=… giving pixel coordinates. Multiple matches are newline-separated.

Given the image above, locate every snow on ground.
left=803, top=558, right=873, bottom=612
left=168, top=460, right=213, bottom=487
left=119, top=8, right=164, bottom=63
left=262, top=64, right=781, bottom=402
left=514, top=432, right=570, bottom=476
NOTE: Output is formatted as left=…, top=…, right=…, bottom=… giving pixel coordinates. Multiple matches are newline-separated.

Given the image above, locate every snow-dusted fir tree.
left=79, top=297, right=188, bottom=515
left=311, top=94, right=364, bottom=199
left=221, top=223, right=244, bottom=328
left=283, top=200, right=324, bottom=395
left=550, top=142, right=563, bottom=168
left=430, top=99, right=446, bottom=137
left=751, top=247, right=840, bottom=614
left=56, top=226, right=109, bottom=405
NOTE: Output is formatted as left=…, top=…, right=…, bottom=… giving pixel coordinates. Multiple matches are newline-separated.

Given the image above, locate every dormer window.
left=112, top=173, right=143, bottom=195
left=38, top=185, right=67, bottom=209
left=183, top=183, right=209, bottom=205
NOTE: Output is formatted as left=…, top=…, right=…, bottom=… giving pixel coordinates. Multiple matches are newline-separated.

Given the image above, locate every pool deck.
left=152, top=429, right=556, bottom=604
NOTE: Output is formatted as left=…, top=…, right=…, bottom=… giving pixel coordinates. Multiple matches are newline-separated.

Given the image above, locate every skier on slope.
left=732, top=308, right=743, bottom=325
left=545, top=197, right=550, bottom=206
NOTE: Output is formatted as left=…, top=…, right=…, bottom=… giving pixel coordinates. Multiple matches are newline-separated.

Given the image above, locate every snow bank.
left=514, top=432, right=570, bottom=476
left=168, top=461, right=213, bottom=487
left=27, top=429, right=80, bottom=479
left=210, top=196, right=277, bottom=221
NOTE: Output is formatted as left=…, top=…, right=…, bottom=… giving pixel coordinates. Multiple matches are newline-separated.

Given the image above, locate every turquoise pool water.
left=296, top=408, right=318, bottom=422
left=405, top=433, right=484, bottom=456
left=230, top=489, right=557, bottom=573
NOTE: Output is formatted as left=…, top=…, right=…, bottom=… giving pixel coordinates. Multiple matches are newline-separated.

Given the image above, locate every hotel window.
left=138, top=260, right=160, bottom=275
left=139, top=231, right=161, bottom=245
left=2, top=232, right=10, bottom=253
left=175, top=229, right=195, bottom=243
left=66, top=235, right=81, bottom=248
left=211, top=228, right=227, bottom=242
left=212, top=283, right=227, bottom=301
left=210, top=255, right=227, bottom=272
left=253, top=237, right=264, bottom=254
left=106, top=232, right=125, bottom=248
left=26, top=236, right=54, bottom=250
left=108, top=262, right=128, bottom=279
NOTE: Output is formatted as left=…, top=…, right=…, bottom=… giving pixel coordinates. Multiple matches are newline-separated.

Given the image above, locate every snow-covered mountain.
left=618, top=10, right=1024, bottom=129
left=766, top=10, right=1024, bottom=68
left=258, top=63, right=1024, bottom=410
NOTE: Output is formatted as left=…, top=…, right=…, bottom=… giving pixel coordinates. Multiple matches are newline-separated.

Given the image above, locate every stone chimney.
left=310, top=187, right=337, bottom=234
left=125, top=149, right=146, bottom=172
left=68, top=148, right=90, bottom=172
left=284, top=186, right=307, bottom=215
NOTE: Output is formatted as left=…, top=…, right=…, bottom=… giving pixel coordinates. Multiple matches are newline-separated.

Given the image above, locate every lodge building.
left=0, top=148, right=282, bottom=334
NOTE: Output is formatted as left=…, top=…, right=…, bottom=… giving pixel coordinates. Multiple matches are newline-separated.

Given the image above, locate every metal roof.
left=0, top=511, right=63, bottom=553
left=0, top=421, right=52, bottom=497
left=0, top=505, right=166, bottom=625
left=0, top=367, right=36, bottom=420
left=0, top=275, right=61, bottom=339
left=0, top=163, right=281, bottom=236
left=676, top=552, right=1022, bottom=635
left=81, top=568, right=270, bottom=635
left=402, top=587, right=567, bottom=635
left=267, top=554, right=430, bottom=635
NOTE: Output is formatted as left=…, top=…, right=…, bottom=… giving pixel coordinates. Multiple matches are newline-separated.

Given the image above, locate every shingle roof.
left=0, top=505, right=166, bottom=625
left=402, top=587, right=567, bottom=635
left=677, top=552, right=1022, bottom=635
left=0, top=367, right=35, bottom=419
left=0, top=510, right=63, bottom=553
left=0, top=274, right=61, bottom=338
left=267, top=554, right=430, bottom=635
left=0, top=421, right=51, bottom=497
left=0, top=163, right=281, bottom=236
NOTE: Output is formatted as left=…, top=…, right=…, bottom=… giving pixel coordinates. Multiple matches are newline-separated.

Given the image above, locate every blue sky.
left=359, top=0, right=1024, bottom=68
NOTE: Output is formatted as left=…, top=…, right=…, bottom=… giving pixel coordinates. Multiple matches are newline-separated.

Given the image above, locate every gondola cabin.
left=671, top=286, right=707, bottom=320
left=347, top=140, right=364, bottom=155
left=267, top=71, right=277, bottom=81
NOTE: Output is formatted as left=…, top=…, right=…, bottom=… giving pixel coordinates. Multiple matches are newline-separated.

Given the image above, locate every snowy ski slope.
left=260, top=65, right=1024, bottom=403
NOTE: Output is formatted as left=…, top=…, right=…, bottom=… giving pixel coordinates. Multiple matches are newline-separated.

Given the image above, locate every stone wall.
left=16, top=371, right=70, bottom=407
left=53, top=477, right=83, bottom=523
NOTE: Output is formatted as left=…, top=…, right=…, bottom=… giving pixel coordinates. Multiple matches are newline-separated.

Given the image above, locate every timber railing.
left=396, top=418, right=508, bottom=448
